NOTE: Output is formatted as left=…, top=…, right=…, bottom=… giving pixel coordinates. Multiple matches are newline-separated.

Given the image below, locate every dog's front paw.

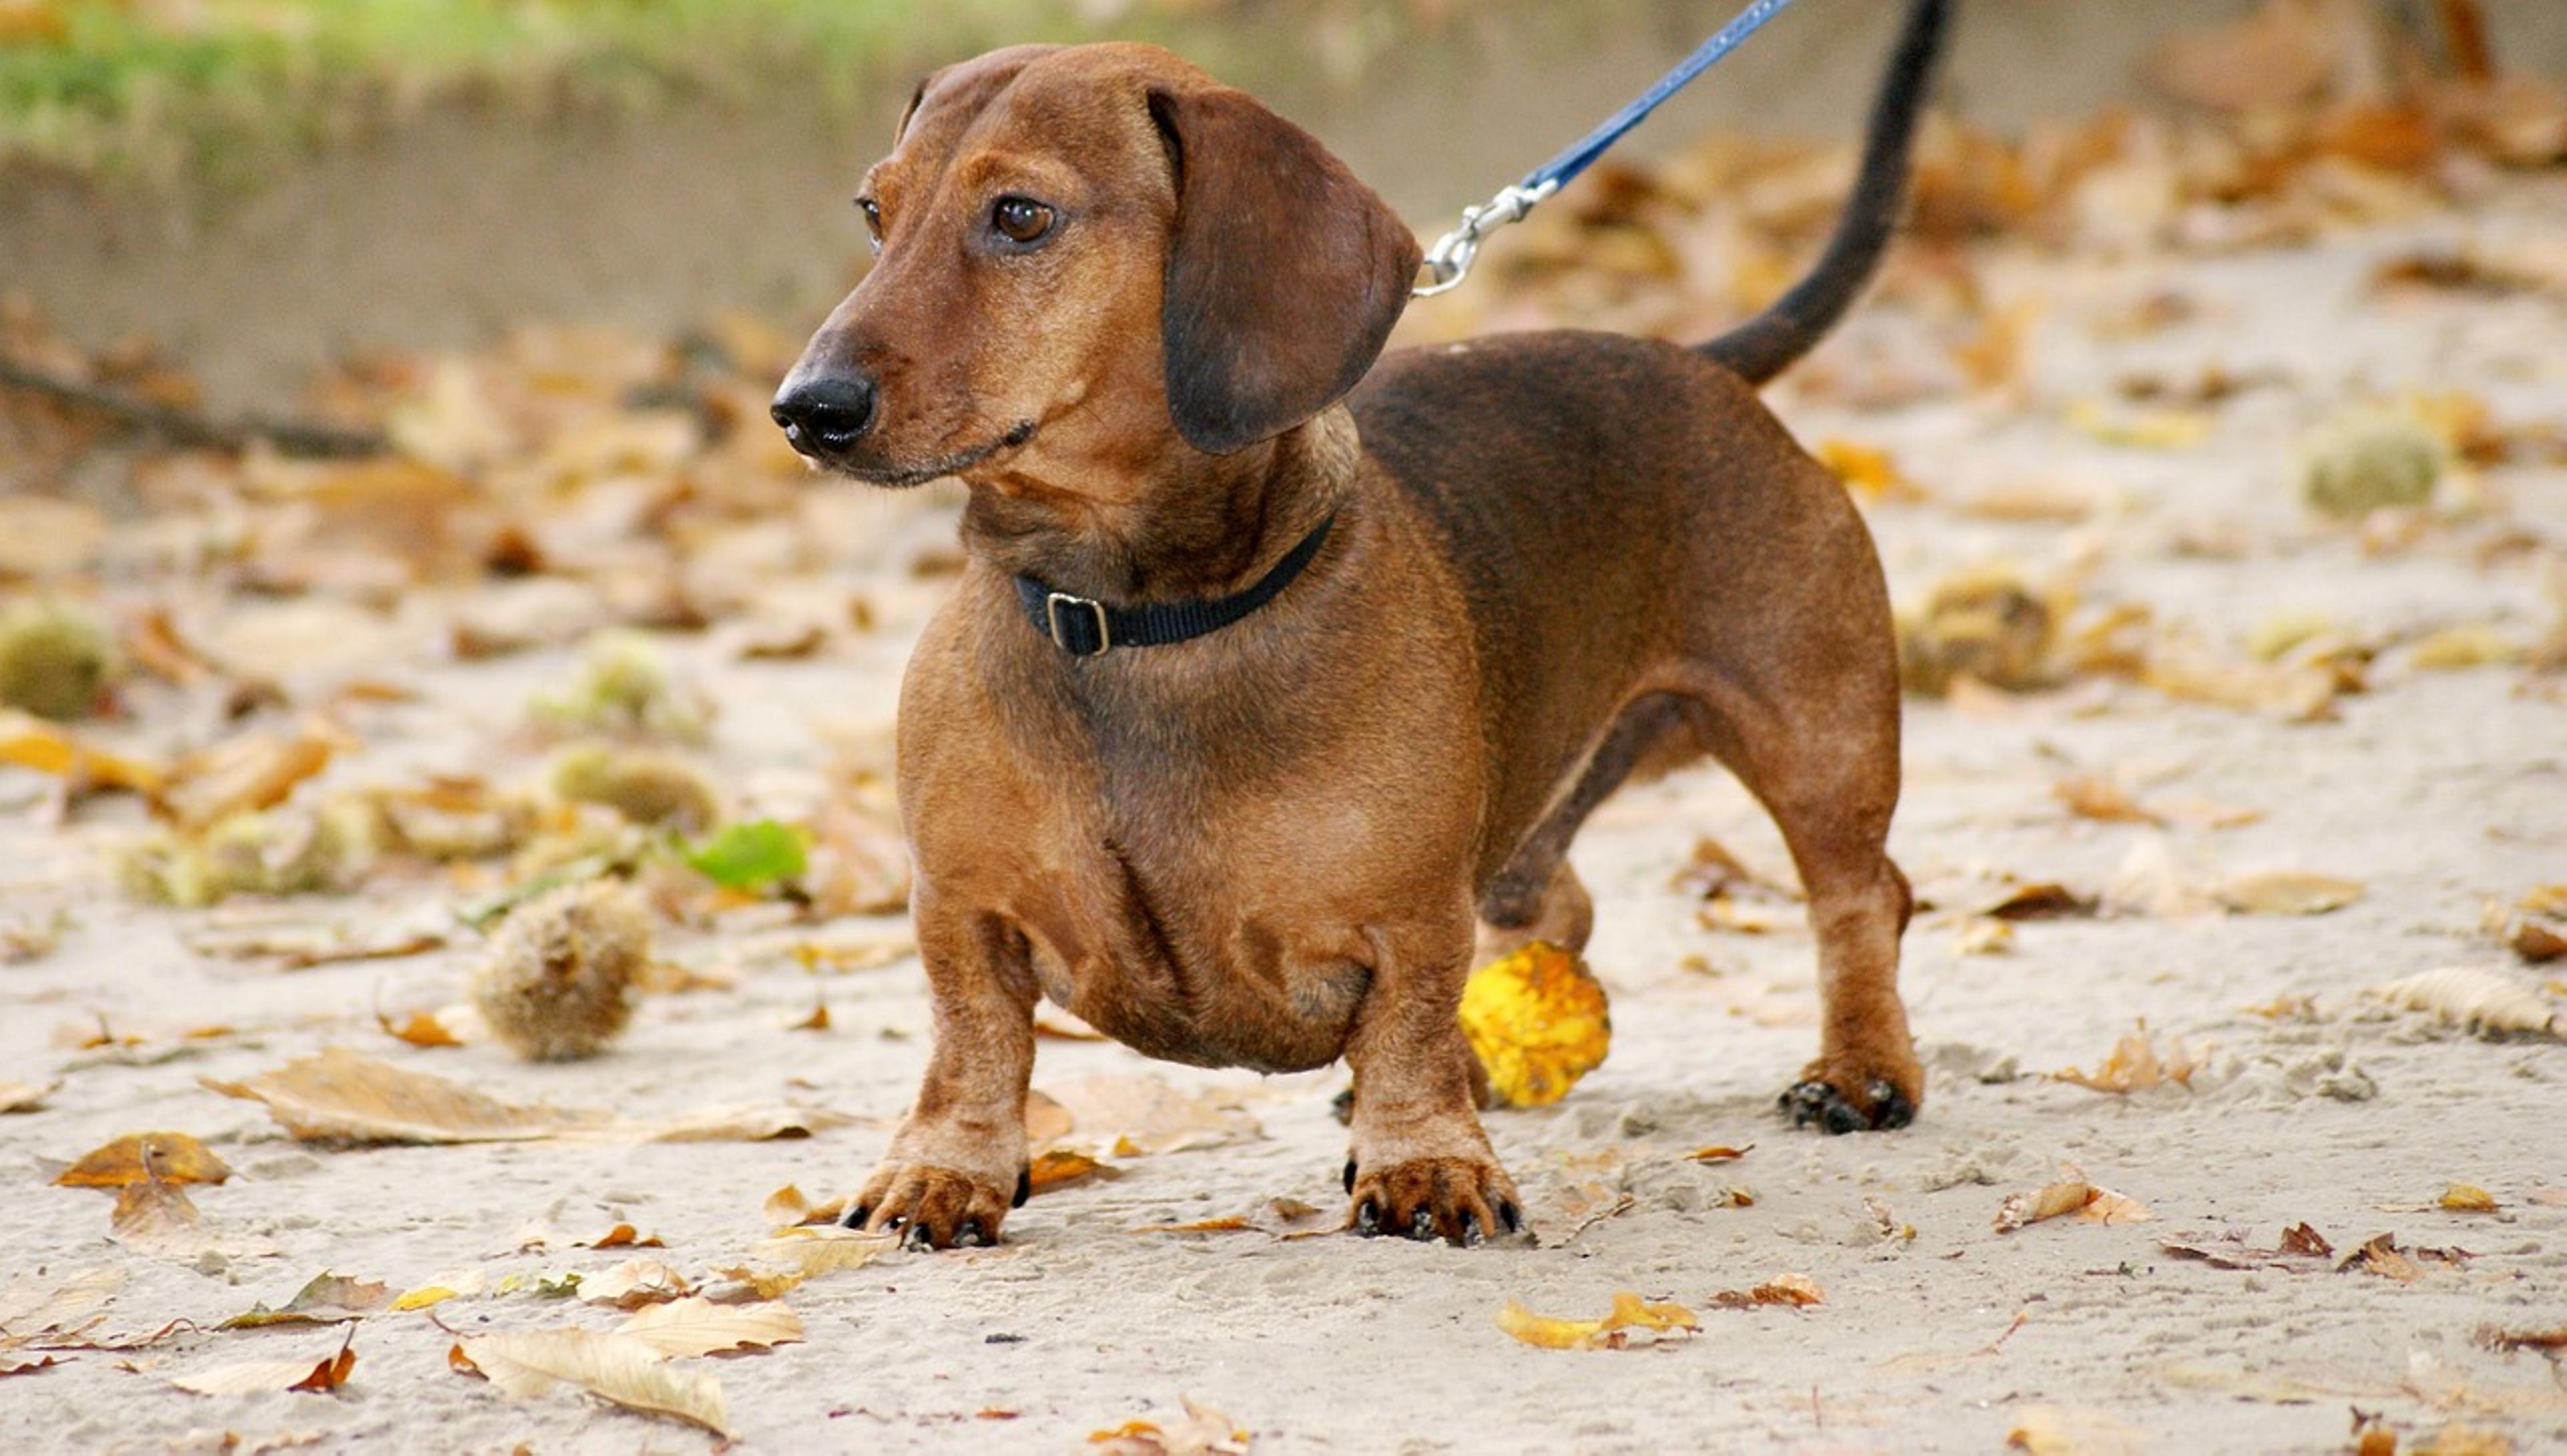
left=1780, top=1065, right=1919, bottom=1134
left=1344, top=1156, right=1525, bottom=1246
left=846, top=1162, right=1031, bottom=1249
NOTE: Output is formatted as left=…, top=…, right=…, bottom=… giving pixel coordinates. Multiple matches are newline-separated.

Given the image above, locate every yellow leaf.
left=453, top=1329, right=729, bottom=1437
left=1495, top=1290, right=1699, bottom=1350
left=747, top=1227, right=894, bottom=1283
left=1459, top=941, right=1612, bottom=1108
left=1711, top=1274, right=1826, bottom=1308
left=1029, top=1148, right=1105, bottom=1191
left=203, top=1048, right=598, bottom=1144
left=1683, top=1144, right=1753, bottom=1164
left=2066, top=398, right=2211, bottom=449
left=1038, top=1075, right=1259, bottom=1155
left=1815, top=439, right=1925, bottom=501
left=2439, top=1183, right=2499, bottom=1213
left=0, top=711, right=163, bottom=794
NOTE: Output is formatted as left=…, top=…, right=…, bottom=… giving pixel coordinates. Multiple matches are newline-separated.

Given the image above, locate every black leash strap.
left=1013, top=514, right=1335, bottom=657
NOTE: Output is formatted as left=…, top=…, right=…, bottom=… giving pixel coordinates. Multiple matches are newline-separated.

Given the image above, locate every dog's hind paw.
left=1781, top=1076, right=1916, bottom=1134
left=1344, top=1156, right=1526, bottom=1247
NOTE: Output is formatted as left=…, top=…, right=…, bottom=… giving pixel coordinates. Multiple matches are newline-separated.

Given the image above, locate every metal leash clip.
left=1413, top=179, right=1556, bottom=297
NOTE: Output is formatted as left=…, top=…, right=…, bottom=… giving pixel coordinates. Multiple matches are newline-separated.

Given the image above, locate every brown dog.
left=771, top=0, right=1952, bottom=1248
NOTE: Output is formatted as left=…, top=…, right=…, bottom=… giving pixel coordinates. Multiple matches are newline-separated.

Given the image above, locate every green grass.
left=0, top=0, right=1154, bottom=183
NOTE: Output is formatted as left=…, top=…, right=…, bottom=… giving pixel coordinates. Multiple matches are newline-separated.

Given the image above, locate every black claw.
left=845, top=1204, right=872, bottom=1229
left=1356, top=1199, right=1382, bottom=1236
left=1342, top=1160, right=1357, bottom=1194
left=902, top=1222, right=935, bottom=1251
left=1498, top=1200, right=1522, bottom=1234
left=1462, top=1213, right=1485, bottom=1247
left=1409, top=1207, right=1437, bottom=1241
left=1013, top=1169, right=1031, bottom=1209
left=954, top=1219, right=985, bottom=1248
left=1821, top=1096, right=1862, bottom=1135
left=1868, top=1080, right=1917, bottom=1130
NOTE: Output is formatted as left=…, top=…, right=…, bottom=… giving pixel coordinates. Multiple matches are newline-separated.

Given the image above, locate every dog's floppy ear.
left=1148, top=83, right=1421, bottom=456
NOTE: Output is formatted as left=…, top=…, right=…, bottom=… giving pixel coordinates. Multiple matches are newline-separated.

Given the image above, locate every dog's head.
left=771, top=43, right=1419, bottom=489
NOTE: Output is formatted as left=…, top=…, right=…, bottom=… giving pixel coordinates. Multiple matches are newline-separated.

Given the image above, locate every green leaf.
left=682, top=820, right=807, bottom=891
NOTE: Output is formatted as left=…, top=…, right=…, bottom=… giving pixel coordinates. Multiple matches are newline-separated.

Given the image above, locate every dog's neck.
left=956, top=407, right=1356, bottom=605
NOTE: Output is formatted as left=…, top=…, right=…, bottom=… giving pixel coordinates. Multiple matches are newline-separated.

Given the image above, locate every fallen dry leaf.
left=2159, top=1223, right=2336, bottom=1271
left=1981, top=882, right=2099, bottom=921
left=217, top=1273, right=391, bottom=1329
left=2439, top=1183, right=2499, bottom=1213
left=453, top=1328, right=728, bottom=1437
left=1683, top=1144, right=1753, bottom=1164
left=1495, top=1290, right=1699, bottom=1350
left=615, top=1296, right=802, bottom=1358
left=761, top=1185, right=848, bottom=1230
left=159, top=722, right=339, bottom=832
left=2373, top=967, right=2558, bottom=1038
left=581, top=1259, right=693, bottom=1309
left=1040, top=1074, right=1260, bottom=1155
left=390, top=1271, right=487, bottom=1312
left=1130, top=1197, right=1334, bottom=1239
left=0, top=1356, right=62, bottom=1378
left=1029, top=1148, right=1107, bottom=1193
left=745, top=1227, right=894, bottom=1285
left=0, top=1268, right=125, bottom=1344
left=52, top=1131, right=233, bottom=1189
left=2218, top=870, right=2364, bottom=916
left=1457, top=941, right=1612, bottom=1108
left=1709, top=1274, right=1825, bottom=1309
left=2052, top=1023, right=2205, bottom=1094
left=1088, top=1394, right=1249, bottom=1455
left=1996, top=1175, right=2155, bottom=1233
left=203, top=1048, right=598, bottom=1144
left=172, top=1330, right=355, bottom=1397
left=0, top=710, right=164, bottom=796
left=578, top=1223, right=664, bottom=1250
left=2007, top=1402, right=2148, bottom=1456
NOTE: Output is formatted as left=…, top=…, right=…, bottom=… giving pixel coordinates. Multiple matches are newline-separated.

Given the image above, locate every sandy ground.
left=7, top=154, right=2567, bottom=1456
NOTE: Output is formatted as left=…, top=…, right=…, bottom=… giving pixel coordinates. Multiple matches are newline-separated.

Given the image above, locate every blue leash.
left=1414, top=0, right=1800, bottom=296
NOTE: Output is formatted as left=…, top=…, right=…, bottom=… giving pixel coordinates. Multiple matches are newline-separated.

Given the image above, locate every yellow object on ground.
left=1459, top=941, right=1612, bottom=1108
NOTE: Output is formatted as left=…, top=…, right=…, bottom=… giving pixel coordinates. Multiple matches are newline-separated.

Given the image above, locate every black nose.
left=771, top=374, right=878, bottom=456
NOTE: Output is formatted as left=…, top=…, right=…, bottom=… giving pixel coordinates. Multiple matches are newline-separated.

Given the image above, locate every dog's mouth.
left=829, top=418, right=1038, bottom=489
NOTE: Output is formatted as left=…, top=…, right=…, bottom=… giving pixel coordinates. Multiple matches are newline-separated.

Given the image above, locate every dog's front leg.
left=1341, top=923, right=1524, bottom=1245
left=849, top=907, right=1035, bottom=1249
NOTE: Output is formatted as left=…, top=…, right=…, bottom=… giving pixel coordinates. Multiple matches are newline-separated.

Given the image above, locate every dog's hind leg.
left=1475, top=695, right=1688, bottom=962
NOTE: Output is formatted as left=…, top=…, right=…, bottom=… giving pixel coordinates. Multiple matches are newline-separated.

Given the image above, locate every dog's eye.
left=990, top=196, right=1056, bottom=247
left=856, top=197, right=884, bottom=254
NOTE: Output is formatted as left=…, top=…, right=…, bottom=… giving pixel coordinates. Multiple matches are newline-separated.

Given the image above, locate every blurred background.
left=5, top=0, right=2564, bottom=414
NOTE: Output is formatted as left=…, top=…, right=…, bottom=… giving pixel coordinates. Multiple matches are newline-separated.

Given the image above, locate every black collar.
left=1012, top=514, right=1335, bottom=657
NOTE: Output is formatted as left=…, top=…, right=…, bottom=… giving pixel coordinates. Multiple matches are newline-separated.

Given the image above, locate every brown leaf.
left=109, top=1178, right=205, bottom=1253
left=1088, top=1396, right=1249, bottom=1455
left=742, top=1227, right=894, bottom=1286
left=615, top=1296, right=803, bottom=1358
left=2479, top=1325, right=2567, bottom=1354
left=2055, top=775, right=2157, bottom=825
left=578, top=1223, right=665, bottom=1250
left=55, top=1131, right=233, bottom=1188
left=160, top=723, right=339, bottom=832
left=0, top=1356, right=62, bottom=1378
left=2052, top=1023, right=2206, bottom=1094
left=1709, top=1274, right=1825, bottom=1309
left=453, top=1328, right=729, bottom=1437
left=2160, top=1223, right=2336, bottom=1271
left=1982, top=882, right=2099, bottom=921
left=760, top=1184, right=848, bottom=1230
left=217, top=1273, right=392, bottom=1329
left=1683, top=1144, right=1753, bottom=1164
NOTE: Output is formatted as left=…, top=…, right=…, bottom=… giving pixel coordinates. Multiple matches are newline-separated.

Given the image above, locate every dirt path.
left=5, top=100, right=2567, bottom=1456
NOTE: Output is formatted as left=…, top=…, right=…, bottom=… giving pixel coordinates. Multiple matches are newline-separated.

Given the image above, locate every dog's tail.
left=1698, top=0, right=1953, bottom=386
